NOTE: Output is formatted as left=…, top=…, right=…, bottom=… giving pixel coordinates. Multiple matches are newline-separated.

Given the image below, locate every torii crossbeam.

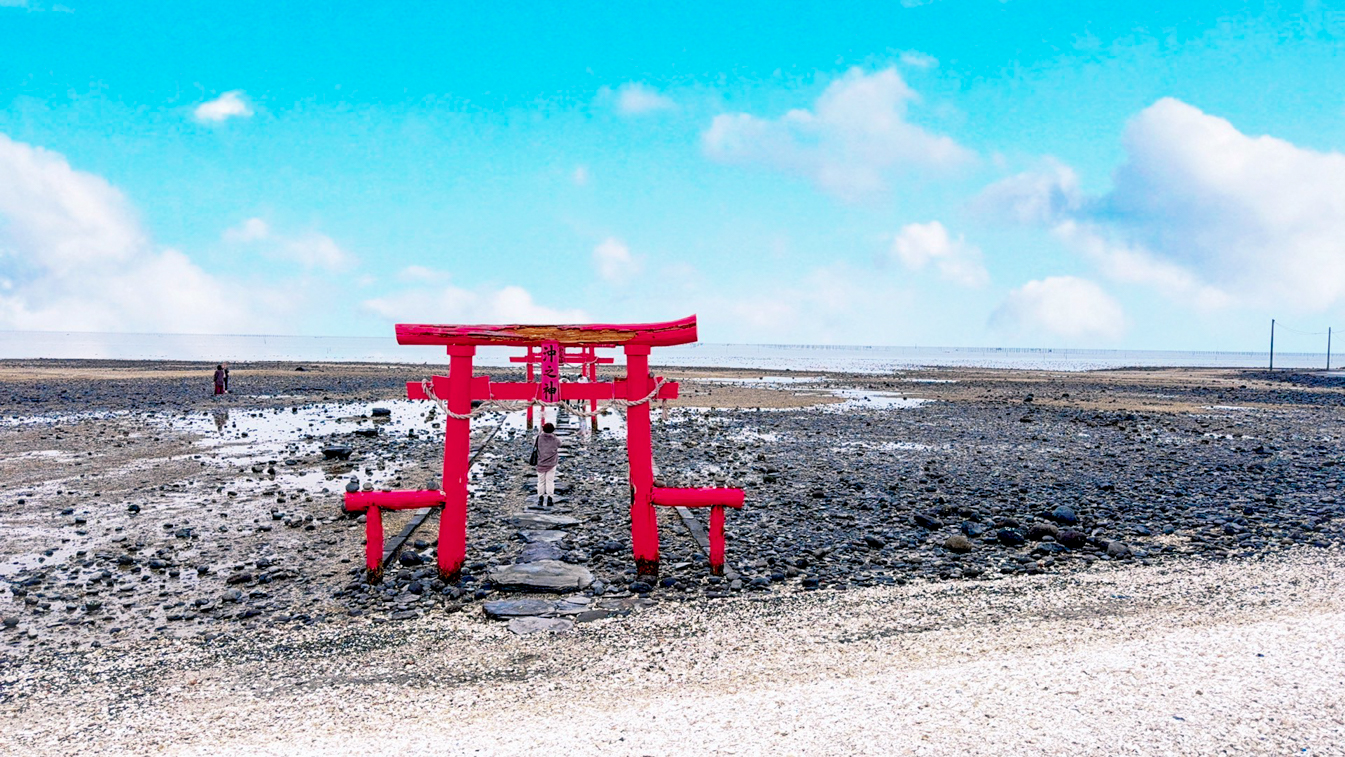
left=342, top=315, right=747, bottom=583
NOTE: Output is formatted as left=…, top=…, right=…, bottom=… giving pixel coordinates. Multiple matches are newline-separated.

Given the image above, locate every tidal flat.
left=1, top=360, right=1342, bottom=754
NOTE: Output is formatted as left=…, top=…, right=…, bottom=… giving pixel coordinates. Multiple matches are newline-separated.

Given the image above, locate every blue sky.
left=0, top=1, right=1343, bottom=351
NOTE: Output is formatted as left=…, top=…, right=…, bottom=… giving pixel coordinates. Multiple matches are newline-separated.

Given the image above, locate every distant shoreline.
left=0, top=330, right=1329, bottom=372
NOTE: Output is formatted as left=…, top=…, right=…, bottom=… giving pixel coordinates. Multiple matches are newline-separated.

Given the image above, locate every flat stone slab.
left=520, top=529, right=567, bottom=543
left=508, top=617, right=574, bottom=635
left=489, top=560, right=593, bottom=592
left=482, top=599, right=557, bottom=619
left=517, top=542, right=564, bottom=563
left=509, top=513, right=581, bottom=529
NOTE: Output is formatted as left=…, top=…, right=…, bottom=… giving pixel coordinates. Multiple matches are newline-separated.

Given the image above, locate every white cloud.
left=592, top=238, right=640, bottom=284
left=223, top=217, right=270, bottom=243
left=362, top=276, right=589, bottom=325
left=899, top=50, right=939, bottom=69
left=222, top=216, right=355, bottom=271
left=890, top=221, right=989, bottom=287
left=572, top=165, right=590, bottom=186
left=703, top=67, right=973, bottom=200
left=194, top=91, right=253, bottom=123
left=0, top=133, right=291, bottom=333
left=973, top=158, right=1081, bottom=225
left=397, top=265, right=450, bottom=283
left=614, top=83, right=676, bottom=115
left=1052, top=220, right=1232, bottom=310
left=977, top=98, right=1345, bottom=312
left=654, top=260, right=917, bottom=345
left=284, top=234, right=353, bottom=271
left=990, top=276, right=1125, bottom=340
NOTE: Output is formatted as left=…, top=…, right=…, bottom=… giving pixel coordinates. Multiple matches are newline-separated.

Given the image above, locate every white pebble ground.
left=3, top=548, right=1343, bottom=756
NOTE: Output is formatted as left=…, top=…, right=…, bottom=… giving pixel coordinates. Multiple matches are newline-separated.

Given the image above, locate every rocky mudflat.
left=1, top=359, right=1343, bottom=753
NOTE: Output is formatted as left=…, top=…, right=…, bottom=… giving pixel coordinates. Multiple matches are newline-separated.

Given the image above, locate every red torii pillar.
left=625, top=344, right=659, bottom=574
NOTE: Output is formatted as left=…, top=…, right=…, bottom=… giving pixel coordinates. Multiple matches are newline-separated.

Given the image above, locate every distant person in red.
left=213, top=364, right=227, bottom=395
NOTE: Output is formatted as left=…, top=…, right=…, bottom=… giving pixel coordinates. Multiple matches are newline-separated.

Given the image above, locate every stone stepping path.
left=481, top=408, right=685, bottom=631
left=485, top=408, right=623, bottom=627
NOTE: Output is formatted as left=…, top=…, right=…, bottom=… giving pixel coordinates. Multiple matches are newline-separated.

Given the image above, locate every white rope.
left=422, top=377, right=670, bottom=420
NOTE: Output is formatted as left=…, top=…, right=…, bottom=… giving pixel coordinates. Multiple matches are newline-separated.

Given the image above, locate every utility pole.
left=1329, top=327, right=1333, bottom=372
left=1269, top=319, right=1275, bottom=371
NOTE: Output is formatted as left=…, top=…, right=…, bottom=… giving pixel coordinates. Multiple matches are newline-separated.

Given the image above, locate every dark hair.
left=216, top=364, right=223, bottom=370
left=542, top=423, right=555, bottom=433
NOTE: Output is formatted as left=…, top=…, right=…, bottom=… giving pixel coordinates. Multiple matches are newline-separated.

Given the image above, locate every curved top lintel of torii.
left=395, top=314, right=697, bottom=348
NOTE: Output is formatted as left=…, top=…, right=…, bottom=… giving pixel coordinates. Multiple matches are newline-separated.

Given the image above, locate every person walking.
left=534, top=422, right=560, bottom=507
left=213, top=364, right=227, bottom=395
left=221, top=361, right=231, bottom=393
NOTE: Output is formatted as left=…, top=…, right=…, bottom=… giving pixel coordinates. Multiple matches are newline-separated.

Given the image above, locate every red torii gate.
left=510, top=344, right=615, bottom=431
left=343, top=315, right=746, bottom=583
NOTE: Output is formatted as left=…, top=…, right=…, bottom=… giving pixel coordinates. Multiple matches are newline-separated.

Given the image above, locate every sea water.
left=0, top=330, right=1328, bottom=372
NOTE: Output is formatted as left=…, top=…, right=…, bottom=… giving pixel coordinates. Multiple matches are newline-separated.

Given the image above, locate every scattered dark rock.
left=1058, top=529, right=1088, bottom=549
left=1026, top=523, right=1059, bottom=541
left=943, top=534, right=974, bottom=553
left=913, top=513, right=942, bottom=530
left=961, top=521, right=987, bottom=538
left=1051, top=506, right=1079, bottom=525
left=322, top=445, right=353, bottom=460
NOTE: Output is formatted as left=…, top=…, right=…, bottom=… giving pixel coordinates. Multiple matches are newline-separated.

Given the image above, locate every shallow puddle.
left=823, top=389, right=931, bottom=411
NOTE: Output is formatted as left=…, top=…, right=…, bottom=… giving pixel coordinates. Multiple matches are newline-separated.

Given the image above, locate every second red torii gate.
left=343, top=315, right=747, bottom=583
left=509, top=344, right=615, bottom=431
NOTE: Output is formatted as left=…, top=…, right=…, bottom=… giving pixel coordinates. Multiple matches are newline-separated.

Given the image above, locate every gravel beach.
left=2, top=359, right=1344, bottom=754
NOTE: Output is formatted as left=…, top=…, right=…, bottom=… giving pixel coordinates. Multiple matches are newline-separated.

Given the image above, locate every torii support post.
left=588, top=361, right=599, bottom=433
left=440, top=345, right=474, bottom=582
left=625, top=344, right=660, bottom=577
left=343, top=489, right=447, bottom=582
left=651, top=487, right=745, bottom=575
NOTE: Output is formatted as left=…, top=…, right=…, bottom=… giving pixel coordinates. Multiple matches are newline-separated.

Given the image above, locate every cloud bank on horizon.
left=0, top=4, right=1341, bottom=349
